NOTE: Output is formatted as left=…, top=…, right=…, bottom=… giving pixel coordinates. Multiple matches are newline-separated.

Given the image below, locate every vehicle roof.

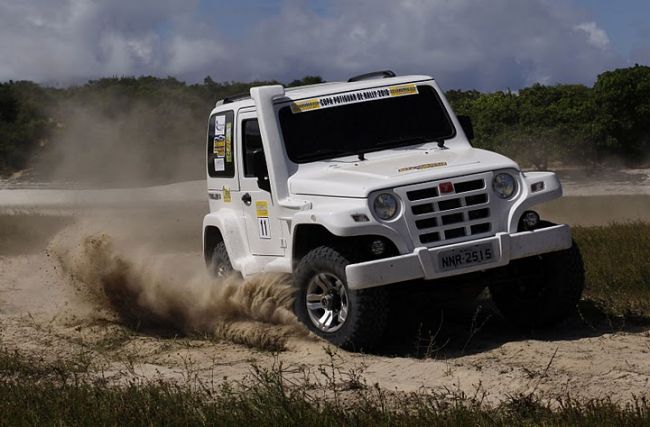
left=212, top=74, right=433, bottom=113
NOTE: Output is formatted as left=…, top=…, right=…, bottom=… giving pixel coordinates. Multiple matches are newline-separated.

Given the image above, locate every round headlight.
left=373, top=193, right=399, bottom=220
left=493, top=173, right=517, bottom=199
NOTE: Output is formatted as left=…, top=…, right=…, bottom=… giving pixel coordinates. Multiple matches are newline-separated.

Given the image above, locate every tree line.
left=0, top=66, right=648, bottom=182
left=447, top=64, right=650, bottom=169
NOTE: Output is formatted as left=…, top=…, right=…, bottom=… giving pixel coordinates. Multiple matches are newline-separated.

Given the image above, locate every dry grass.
left=574, top=222, right=650, bottom=320
left=0, top=345, right=648, bottom=426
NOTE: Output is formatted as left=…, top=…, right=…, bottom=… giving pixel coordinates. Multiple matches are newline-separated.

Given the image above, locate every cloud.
left=575, top=22, right=611, bottom=50
left=0, top=0, right=222, bottom=82
left=236, top=0, right=621, bottom=90
left=0, top=0, right=628, bottom=90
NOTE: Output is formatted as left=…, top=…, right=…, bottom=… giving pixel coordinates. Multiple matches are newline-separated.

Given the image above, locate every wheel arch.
left=203, top=211, right=249, bottom=272
left=291, top=223, right=399, bottom=271
left=203, top=225, right=224, bottom=265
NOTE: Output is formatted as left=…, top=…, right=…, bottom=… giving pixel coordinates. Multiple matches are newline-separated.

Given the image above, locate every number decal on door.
left=256, top=200, right=271, bottom=239
left=258, top=217, right=271, bottom=239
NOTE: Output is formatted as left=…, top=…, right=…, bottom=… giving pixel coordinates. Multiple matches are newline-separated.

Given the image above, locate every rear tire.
left=208, top=241, right=234, bottom=278
left=294, top=246, right=388, bottom=351
left=489, top=241, right=585, bottom=328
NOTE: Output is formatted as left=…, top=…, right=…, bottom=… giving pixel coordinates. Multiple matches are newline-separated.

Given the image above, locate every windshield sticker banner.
left=398, top=161, right=447, bottom=173
left=290, top=84, right=419, bottom=114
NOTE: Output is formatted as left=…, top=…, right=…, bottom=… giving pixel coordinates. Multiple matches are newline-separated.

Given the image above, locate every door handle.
left=241, top=193, right=252, bottom=206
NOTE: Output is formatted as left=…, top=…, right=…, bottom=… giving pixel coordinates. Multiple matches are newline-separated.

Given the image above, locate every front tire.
left=489, top=242, right=585, bottom=328
left=294, top=246, right=388, bottom=351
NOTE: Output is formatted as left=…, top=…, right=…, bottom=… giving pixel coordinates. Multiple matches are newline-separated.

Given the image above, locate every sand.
left=1, top=171, right=649, bottom=404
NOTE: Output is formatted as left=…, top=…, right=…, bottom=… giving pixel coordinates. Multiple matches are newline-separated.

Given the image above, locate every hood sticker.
left=290, top=84, right=419, bottom=114
left=398, top=162, right=447, bottom=173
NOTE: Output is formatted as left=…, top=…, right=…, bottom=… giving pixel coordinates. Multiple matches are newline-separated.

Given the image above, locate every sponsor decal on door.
left=255, top=200, right=271, bottom=239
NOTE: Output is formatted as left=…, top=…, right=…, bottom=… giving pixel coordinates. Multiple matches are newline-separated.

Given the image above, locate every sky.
left=0, top=0, right=648, bottom=91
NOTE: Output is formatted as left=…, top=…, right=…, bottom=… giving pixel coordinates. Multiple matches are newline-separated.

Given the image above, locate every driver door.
left=237, top=111, right=285, bottom=256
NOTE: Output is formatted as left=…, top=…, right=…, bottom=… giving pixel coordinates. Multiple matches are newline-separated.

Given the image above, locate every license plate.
left=438, top=243, right=495, bottom=272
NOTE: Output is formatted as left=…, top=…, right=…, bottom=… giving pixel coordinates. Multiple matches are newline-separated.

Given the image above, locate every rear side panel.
left=207, top=110, right=239, bottom=201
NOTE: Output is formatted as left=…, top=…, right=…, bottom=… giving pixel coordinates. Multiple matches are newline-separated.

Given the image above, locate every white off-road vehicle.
left=203, top=70, right=584, bottom=350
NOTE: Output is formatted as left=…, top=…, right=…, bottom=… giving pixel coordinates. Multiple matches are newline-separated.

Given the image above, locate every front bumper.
left=345, top=224, right=572, bottom=290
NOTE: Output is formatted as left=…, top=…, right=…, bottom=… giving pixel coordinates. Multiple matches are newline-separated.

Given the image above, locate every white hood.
left=288, top=147, right=518, bottom=198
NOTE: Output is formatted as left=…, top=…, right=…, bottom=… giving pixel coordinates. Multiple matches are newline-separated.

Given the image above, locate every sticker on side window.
left=290, top=84, right=419, bottom=114
left=215, top=115, right=226, bottom=135
left=213, top=115, right=227, bottom=155
left=214, top=137, right=226, bottom=158
left=225, top=122, right=232, bottom=162
left=214, top=158, right=225, bottom=171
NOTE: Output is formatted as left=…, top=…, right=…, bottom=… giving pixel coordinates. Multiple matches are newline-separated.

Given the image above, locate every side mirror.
left=252, top=149, right=271, bottom=193
left=457, top=115, right=474, bottom=141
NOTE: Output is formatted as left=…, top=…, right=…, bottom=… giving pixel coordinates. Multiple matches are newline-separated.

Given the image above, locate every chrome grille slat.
left=434, top=220, right=492, bottom=234
left=438, top=217, right=493, bottom=229
left=411, top=202, right=490, bottom=219
left=434, top=188, right=486, bottom=200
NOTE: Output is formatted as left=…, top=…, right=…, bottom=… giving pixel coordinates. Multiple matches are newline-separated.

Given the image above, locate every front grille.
left=394, top=172, right=497, bottom=248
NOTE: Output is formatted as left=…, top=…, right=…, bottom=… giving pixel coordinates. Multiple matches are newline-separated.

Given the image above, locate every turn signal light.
left=531, top=181, right=545, bottom=193
left=351, top=214, right=370, bottom=222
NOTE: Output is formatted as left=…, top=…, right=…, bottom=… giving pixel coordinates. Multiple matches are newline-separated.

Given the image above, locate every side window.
left=242, top=119, right=264, bottom=178
left=242, top=119, right=271, bottom=193
left=207, top=111, right=235, bottom=178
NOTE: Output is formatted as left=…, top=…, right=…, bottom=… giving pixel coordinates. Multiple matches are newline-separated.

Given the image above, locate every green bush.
left=2, top=65, right=650, bottom=179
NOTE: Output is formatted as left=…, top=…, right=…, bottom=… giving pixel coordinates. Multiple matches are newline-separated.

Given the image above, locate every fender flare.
left=508, top=171, right=563, bottom=232
left=203, top=210, right=249, bottom=272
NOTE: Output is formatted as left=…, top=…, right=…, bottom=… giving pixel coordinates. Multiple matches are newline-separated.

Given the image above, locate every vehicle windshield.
left=279, top=85, right=455, bottom=163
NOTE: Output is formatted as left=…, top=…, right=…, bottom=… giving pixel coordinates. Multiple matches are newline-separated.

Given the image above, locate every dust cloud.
left=33, top=99, right=206, bottom=187
left=48, top=221, right=309, bottom=351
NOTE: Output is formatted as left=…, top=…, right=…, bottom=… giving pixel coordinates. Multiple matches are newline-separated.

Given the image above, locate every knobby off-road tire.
left=489, top=241, right=585, bottom=328
left=294, top=246, right=388, bottom=351
left=208, top=241, right=234, bottom=278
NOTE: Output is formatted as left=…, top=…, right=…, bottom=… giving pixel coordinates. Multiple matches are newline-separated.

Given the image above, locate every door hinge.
left=280, top=238, right=287, bottom=248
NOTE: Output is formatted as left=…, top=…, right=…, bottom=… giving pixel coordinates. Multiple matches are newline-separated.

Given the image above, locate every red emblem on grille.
left=439, top=182, right=454, bottom=193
